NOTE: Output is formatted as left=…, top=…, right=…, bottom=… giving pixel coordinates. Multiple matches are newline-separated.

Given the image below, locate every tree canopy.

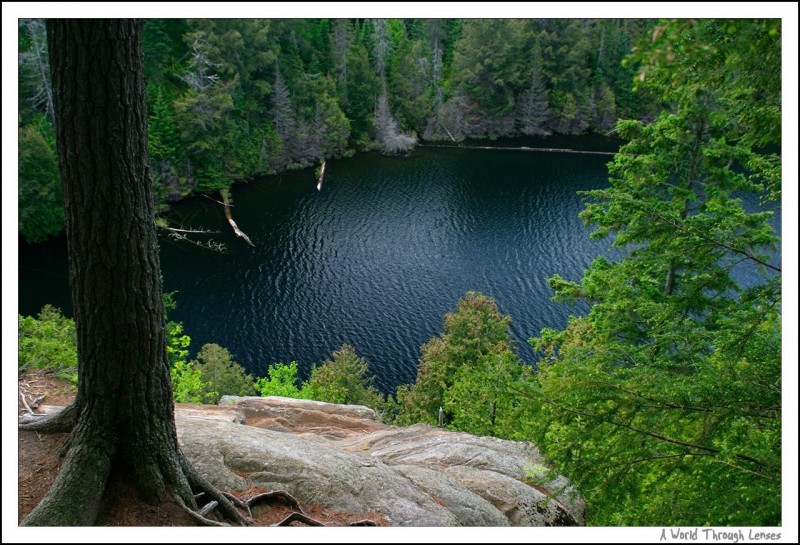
left=18, top=18, right=654, bottom=242
left=527, top=19, right=782, bottom=526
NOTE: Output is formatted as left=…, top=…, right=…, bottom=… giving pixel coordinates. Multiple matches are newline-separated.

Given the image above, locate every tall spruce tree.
left=529, top=19, right=781, bottom=526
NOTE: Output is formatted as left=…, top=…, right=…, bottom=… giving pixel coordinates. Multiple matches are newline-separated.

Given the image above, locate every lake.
left=18, top=137, right=779, bottom=394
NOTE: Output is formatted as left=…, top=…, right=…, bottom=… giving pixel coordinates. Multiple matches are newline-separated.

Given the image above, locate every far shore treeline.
left=19, top=18, right=654, bottom=244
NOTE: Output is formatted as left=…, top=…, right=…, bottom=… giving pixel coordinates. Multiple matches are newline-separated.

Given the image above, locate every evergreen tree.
left=444, top=346, right=531, bottom=438
left=18, top=19, right=54, bottom=126
left=313, top=76, right=351, bottom=159
left=452, top=19, right=527, bottom=118
left=388, top=31, right=431, bottom=132
left=395, top=292, right=515, bottom=426
left=271, top=62, right=295, bottom=164
left=147, top=85, right=180, bottom=162
left=194, top=343, right=256, bottom=404
left=256, top=362, right=303, bottom=398
left=344, top=40, right=380, bottom=141
left=528, top=19, right=781, bottom=526
left=21, top=19, right=244, bottom=526
left=302, top=344, right=384, bottom=410
left=18, top=125, right=63, bottom=244
left=516, top=37, right=550, bottom=136
left=538, top=19, right=592, bottom=134
left=330, top=18, right=352, bottom=102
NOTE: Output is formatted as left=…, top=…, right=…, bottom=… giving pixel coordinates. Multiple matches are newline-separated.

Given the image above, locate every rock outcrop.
left=175, top=396, right=585, bottom=527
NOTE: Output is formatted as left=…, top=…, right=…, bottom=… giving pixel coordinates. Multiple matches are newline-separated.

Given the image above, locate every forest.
left=19, top=18, right=653, bottom=243
left=17, top=18, right=782, bottom=528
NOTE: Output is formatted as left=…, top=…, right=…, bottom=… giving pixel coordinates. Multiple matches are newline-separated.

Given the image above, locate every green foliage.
left=388, top=37, right=431, bottom=132
left=19, top=18, right=653, bottom=236
left=165, top=320, right=208, bottom=403
left=163, top=292, right=212, bottom=403
left=256, top=361, right=304, bottom=398
left=142, top=19, right=188, bottom=84
left=395, top=292, right=519, bottom=427
left=452, top=19, right=527, bottom=116
left=302, top=344, right=384, bottom=410
left=527, top=19, right=781, bottom=526
left=165, top=320, right=190, bottom=369
left=516, top=37, right=550, bottom=136
left=313, top=76, right=351, bottom=158
left=444, top=347, right=532, bottom=438
left=170, top=358, right=208, bottom=404
left=194, top=343, right=256, bottom=404
left=18, top=305, right=77, bottom=383
left=344, top=41, right=380, bottom=140
left=147, top=85, right=180, bottom=162
left=18, top=124, right=64, bottom=244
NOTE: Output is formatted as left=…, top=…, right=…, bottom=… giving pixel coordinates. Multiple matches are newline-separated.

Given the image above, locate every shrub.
left=255, top=361, right=303, bottom=398
left=18, top=305, right=78, bottom=383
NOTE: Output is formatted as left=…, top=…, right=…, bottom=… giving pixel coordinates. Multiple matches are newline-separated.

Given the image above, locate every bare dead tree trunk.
left=372, top=19, right=389, bottom=77
left=19, top=19, right=55, bottom=125
left=332, top=19, right=351, bottom=103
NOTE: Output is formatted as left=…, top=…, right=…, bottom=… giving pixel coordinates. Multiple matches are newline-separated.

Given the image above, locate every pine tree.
left=516, top=37, right=550, bottom=136
left=21, top=19, right=245, bottom=526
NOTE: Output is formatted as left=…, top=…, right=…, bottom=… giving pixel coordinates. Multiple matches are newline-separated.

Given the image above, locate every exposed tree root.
left=19, top=392, right=45, bottom=415
left=246, top=489, right=379, bottom=527
left=272, top=511, right=378, bottom=527
left=18, top=402, right=77, bottom=433
left=183, top=461, right=252, bottom=526
left=221, top=490, right=249, bottom=510
left=246, top=490, right=304, bottom=513
left=21, top=424, right=113, bottom=526
left=197, top=500, right=218, bottom=517
left=273, top=512, right=325, bottom=527
left=174, top=494, right=230, bottom=527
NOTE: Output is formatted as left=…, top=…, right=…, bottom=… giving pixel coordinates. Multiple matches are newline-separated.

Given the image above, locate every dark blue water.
left=18, top=142, right=781, bottom=393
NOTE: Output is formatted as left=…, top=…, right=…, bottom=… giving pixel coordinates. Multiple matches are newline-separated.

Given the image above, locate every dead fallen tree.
left=157, top=220, right=226, bottom=253
left=316, top=160, right=326, bottom=191
left=418, top=143, right=616, bottom=156
left=220, top=189, right=255, bottom=247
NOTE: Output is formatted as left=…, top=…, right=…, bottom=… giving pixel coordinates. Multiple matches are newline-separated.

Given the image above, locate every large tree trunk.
left=21, top=19, right=240, bottom=527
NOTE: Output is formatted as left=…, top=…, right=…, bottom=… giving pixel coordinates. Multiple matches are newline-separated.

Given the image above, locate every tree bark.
left=22, top=19, right=241, bottom=527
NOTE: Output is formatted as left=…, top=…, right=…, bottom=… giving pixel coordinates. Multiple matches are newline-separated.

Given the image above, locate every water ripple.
left=30, top=145, right=778, bottom=394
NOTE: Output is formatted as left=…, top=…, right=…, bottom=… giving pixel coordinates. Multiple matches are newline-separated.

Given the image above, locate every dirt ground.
left=17, top=370, right=388, bottom=527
